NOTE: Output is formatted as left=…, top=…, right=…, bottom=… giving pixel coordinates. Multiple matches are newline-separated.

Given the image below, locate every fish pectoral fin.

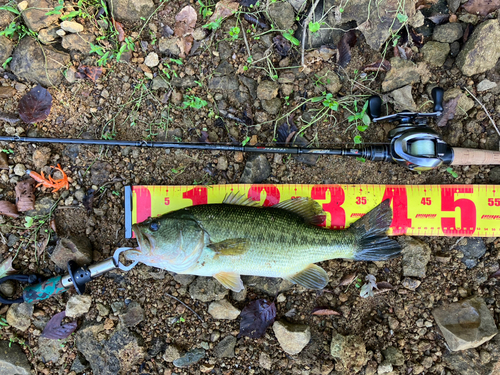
left=208, top=238, right=250, bottom=256
left=273, top=197, right=326, bottom=225
left=214, top=272, right=244, bottom=292
left=286, top=264, right=329, bottom=289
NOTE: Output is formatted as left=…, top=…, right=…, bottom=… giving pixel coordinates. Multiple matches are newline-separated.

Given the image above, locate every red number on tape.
left=248, top=185, right=280, bottom=206
left=183, top=187, right=208, bottom=205
left=487, top=198, right=500, bottom=206
left=382, top=186, right=412, bottom=235
left=441, top=187, right=476, bottom=236
left=311, top=185, right=346, bottom=228
left=356, top=197, right=367, bottom=205
left=421, top=197, right=431, bottom=205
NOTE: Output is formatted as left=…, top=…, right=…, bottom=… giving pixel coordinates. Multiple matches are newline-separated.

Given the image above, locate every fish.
left=125, top=194, right=401, bottom=292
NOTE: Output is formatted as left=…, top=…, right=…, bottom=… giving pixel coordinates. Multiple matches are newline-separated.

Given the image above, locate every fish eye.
left=149, top=221, right=160, bottom=231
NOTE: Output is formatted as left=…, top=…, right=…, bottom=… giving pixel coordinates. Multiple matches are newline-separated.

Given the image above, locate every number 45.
left=421, top=197, right=431, bottom=205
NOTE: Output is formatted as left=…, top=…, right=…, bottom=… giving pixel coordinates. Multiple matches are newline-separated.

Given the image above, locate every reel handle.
left=451, top=148, right=500, bottom=165
left=431, top=87, right=444, bottom=113
left=367, top=95, right=382, bottom=120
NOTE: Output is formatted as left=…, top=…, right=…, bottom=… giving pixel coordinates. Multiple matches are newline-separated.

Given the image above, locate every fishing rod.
left=1, top=88, right=499, bottom=171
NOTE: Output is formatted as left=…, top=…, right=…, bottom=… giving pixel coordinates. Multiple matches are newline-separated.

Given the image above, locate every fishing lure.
left=28, top=164, right=69, bottom=192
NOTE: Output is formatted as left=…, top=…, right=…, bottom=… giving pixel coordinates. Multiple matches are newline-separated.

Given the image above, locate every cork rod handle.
left=451, top=148, right=500, bottom=166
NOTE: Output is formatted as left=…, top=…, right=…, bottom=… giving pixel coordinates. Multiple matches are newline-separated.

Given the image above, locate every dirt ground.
left=0, top=0, right=499, bottom=374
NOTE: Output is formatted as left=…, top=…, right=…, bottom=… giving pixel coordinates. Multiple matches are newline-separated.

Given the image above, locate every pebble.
left=213, top=335, right=236, bottom=358
left=13, top=164, right=26, bottom=176
left=163, top=345, right=182, bottom=362
left=60, top=21, right=84, bottom=33
left=144, top=52, right=159, bottom=67
left=17, top=1, right=28, bottom=11
left=188, top=277, right=228, bottom=302
left=119, top=301, right=145, bottom=327
left=273, top=320, right=311, bottom=355
left=477, top=79, right=497, bottom=92
left=330, top=333, right=368, bottom=372
left=377, top=361, right=393, bottom=374
left=56, top=29, right=66, bottom=37
left=173, top=348, right=205, bottom=368
left=259, top=352, right=272, bottom=370
left=216, top=156, right=228, bottom=171
left=96, top=303, right=110, bottom=317
left=66, top=295, right=92, bottom=317
left=402, top=277, right=421, bottom=291
left=208, top=299, right=241, bottom=320
left=6, top=303, right=34, bottom=331
left=399, top=237, right=431, bottom=278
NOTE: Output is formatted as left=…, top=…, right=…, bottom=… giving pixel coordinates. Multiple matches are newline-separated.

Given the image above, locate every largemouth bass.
left=125, top=194, right=401, bottom=292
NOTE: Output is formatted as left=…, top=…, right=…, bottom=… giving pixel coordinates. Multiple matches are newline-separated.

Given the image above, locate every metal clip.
left=113, top=247, right=139, bottom=271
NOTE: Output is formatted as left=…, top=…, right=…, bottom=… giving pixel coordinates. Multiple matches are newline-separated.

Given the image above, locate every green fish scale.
left=186, top=204, right=357, bottom=277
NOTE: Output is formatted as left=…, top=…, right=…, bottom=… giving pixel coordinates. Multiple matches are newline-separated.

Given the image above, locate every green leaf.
left=356, top=157, right=366, bottom=162
left=0, top=5, right=20, bottom=15
left=357, top=124, right=368, bottom=132
left=311, top=96, right=325, bottom=103
left=170, top=58, right=183, bottom=65
left=348, top=115, right=355, bottom=122
left=283, top=31, right=300, bottom=46
left=396, top=13, right=408, bottom=23
left=354, top=135, right=362, bottom=144
left=61, top=10, right=81, bottom=20
left=25, top=216, right=34, bottom=228
left=308, top=22, right=321, bottom=33
left=362, top=113, right=371, bottom=126
left=242, top=136, right=251, bottom=146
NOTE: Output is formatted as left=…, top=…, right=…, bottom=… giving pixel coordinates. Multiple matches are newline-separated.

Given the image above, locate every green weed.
left=182, top=95, right=208, bottom=109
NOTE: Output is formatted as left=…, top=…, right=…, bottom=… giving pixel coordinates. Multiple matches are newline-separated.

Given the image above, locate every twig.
left=464, top=87, right=500, bottom=138
left=301, top=0, right=322, bottom=67
left=449, top=236, right=464, bottom=251
left=239, top=19, right=252, bottom=61
left=165, top=292, right=204, bottom=322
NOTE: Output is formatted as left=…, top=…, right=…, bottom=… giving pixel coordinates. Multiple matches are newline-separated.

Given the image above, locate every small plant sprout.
left=229, top=26, right=240, bottom=40
left=183, top=95, right=208, bottom=109
left=446, top=167, right=458, bottom=178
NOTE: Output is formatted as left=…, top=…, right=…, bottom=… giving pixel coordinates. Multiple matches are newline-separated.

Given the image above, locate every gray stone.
left=378, top=361, right=393, bottom=374
left=0, top=340, right=31, bottom=375
left=13, top=163, right=26, bottom=176
left=173, top=347, right=205, bottom=368
left=66, top=295, right=92, bottom=318
left=159, top=37, right=180, bottom=55
left=477, top=79, right=497, bottom=92
left=389, top=85, right=417, bottom=111
left=447, top=0, right=461, bottom=12
left=273, top=320, right=311, bottom=355
left=257, top=80, right=279, bottom=101
left=0, top=36, right=13, bottom=65
left=261, top=98, right=282, bottom=114
left=62, top=33, right=95, bottom=54
left=421, top=41, right=450, bottom=67
left=0, top=280, right=15, bottom=297
left=208, top=75, right=239, bottom=91
left=172, top=273, right=196, bottom=286
left=259, top=352, right=272, bottom=370
left=107, top=0, right=155, bottom=25
left=26, top=197, right=56, bottom=217
left=382, top=57, right=422, bottom=92
left=433, top=297, right=498, bottom=351
left=239, top=154, right=272, bottom=183
left=21, top=0, right=59, bottom=32
left=444, top=88, right=474, bottom=117
left=268, top=2, right=295, bottom=31
left=242, top=275, right=293, bottom=295
left=144, top=52, right=159, bottom=67
left=239, top=76, right=257, bottom=99
left=118, top=301, right=144, bottom=327
left=330, top=333, right=368, bottom=372
left=60, top=21, right=84, bottom=33
left=7, top=234, right=19, bottom=247
left=37, top=337, right=61, bottom=363
left=456, top=238, right=487, bottom=269
left=0, top=9, right=14, bottom=30
left=456, top=20, right=500, bottom=76
left=188, top=277, right=229, bottom=302
left=38, top=26, right=59, bottom=44
left=489, top=166, right=500, bottom=183
left=214, top=61, right=234, bottom=75
left=163, top=345, right=182, bottom=362
left=382, top=346, right=405, bottom=366
left=51, top=236, right=93, bottom=269
left=10, top=37, right=70, bottom=86
left=91, top=161, right=111, bottom=186
left=401, top=277, right=421, bottom=291
left=399, top=237, right=431, bottom=278
left=151, top=76, right=169, bottom=90
left=433, top=23, right=463, bottom=43
left=208, top=299, right=241, bottom=320
left=288, top=0, right=307, bottom=11
left=76, top=322, right=145, bottom=375
left=70, top=354, right=89, bottom=373
left=6, top=303, right=33, bottom=331
left=214, top=335, right=236, bottom=358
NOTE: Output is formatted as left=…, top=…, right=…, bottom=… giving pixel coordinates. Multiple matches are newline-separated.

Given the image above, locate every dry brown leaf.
left=363, top=59, right=391, bottom=72
left=15, top=178, right=36, bottom=212
left=0, top=152, right=8, bottom=169
left=437, top=95, right=460, bottom=127
left=490, top=269, right=500, bottom=279
left=37, top=236, right=50, bottom=258
left=338, top=273, right=357, bottom=286
left=209, top=0, right=239, bottom=23
left=312, top=308, right=341, bottom=316
left=375, top=281, right=394, bottom=293
left=463, top=0, right=500, bottom=16
left=337, top=30, right=357, bottom=68
left=112, top=19, right=125, bottom=42
left=174, top=6, right=197, bottom=57
left=0, top=201, right=19, bottom=218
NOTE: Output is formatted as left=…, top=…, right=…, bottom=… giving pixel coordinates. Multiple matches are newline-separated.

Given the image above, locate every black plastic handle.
left=367, top=95, right=382, bottom=120
left=431, top=87, right=444, bottom=113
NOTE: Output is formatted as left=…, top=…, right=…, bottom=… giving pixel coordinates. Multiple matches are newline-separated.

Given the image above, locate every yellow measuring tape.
left=124, top=184, right=500, bottom=238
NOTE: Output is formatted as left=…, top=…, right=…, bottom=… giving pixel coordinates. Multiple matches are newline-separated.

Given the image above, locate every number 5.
left=441, top=187, right=476, bottom=236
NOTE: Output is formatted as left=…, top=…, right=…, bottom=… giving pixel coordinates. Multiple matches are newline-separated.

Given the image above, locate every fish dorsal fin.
left=214, top=272, right=244, bottom=292
left=222, top=192, right=261, bottom=207
left=208, top=238, right=251, bottom=257
left=286, top=264, right=329, bottom=289
left=274, top=197, right=326, bottom=225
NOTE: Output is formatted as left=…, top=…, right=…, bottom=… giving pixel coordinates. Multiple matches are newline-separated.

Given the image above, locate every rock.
left=0, top=280, right=15, bottom=297
left=216, top=156, right=228, bottom=171
left=214, top=335, right=236, bottom=358
left=0, top=86, right=15, bottom=99
left=257, top=80, right=279, bottom=101
left=21, top=0, right=59, bottom=32
left=159, top=37, right=180, bottom=55
left=444, top=88, right=474, bottom=117
left=56, top=29, right=66, bottom=37
left=330, top=332, right=368, bottom=372
left=421, top=41, right=450, bottom=67
left=13, top=163, right=26, bottom=176
left=208, top=299, right=241, bottom=320
left=107, top=0, right=155, bottom=25
left=70, top=354, right=90, bottom=373
left=433, top=23, right=463, bottom=43
left=10, top=37, right=70, bottom=86
left=242, top=275, right=293, bottom=295
left=399, top=237, right=431, bottom=278
left=382, top=346, right=405, bottom=366
left=91, top=161, right=111, bottom=185
left=409, top=10, right=424, bottom=28
left=273, top=320, right=311, bottom=355
left=66, top=295, right=92, bottom=317
left=239, top=154, right=271, bottom=183
left=477, top=79, right=497, bottom=92
left=456, top=238, right=487, bottom=269
left=37, top=337, right=61, bottom=363
left=268, top=2, right=295, bottom=31
left=239, top=76, right=257, bottom=99
left=50, top=236, right=93, bottom=269
left=60, top=21, right=84, bottom=33
left=259, top=352, right=272, bottom=369
left=0, top=36, right=13, bottom=65
left=208, top=75, right=239, bottom=92
left=118, top=301, right=144, bottom=327
left=144, top=52, right=159, bottom=67
left=26, top=197, right=56, bottom=217
left=456, top=20, right=500, bottom=76
left=382, top=57, right=421, bottom=92
left=62, top=33, right=95, bottom=54
left=402, top=277, right=421, bottom=290
left=490, top=167, right=500, bottom=183
left=192, top=27, right=207, bottom=40
left=151, top=76, right=169, bottom=90
left=172, top=273, right=196, bottom=286
left=163, top=345, right=182, bottom=362
left=378, top=362, right=393, bottom=374
left=6, top=303, right=33, bottom=331
left=0, top=9, right=14, bottom=29
left=173, top=347, right=205, bottom=368
left=433, top=297, right=498, bottom=351
left=188, top=277, right=229, bottom=302
left=33, top=147, right=51, bottom=169
left=76, top=323, right=145, bottom=375
left=38, top=26, right=59, bottom=44
left=389, top=85, right=417, bottom=111
left=288, top=0, right=307, bottom=11
left=261, top=98, right=282, bottom=114
left=0, top=340, right=31, bottom=375
left=317, top=69, right=342, bottom=94
left=96, top=303, right=110, bottom=316
left=447, top=0, right=461, bottom=12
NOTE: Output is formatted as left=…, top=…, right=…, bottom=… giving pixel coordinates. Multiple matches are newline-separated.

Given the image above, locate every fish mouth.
left=132, top=224, right=153, bottom=254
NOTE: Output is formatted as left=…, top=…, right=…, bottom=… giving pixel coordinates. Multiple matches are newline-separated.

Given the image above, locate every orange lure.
left=28, top=164, right=69, bottom=192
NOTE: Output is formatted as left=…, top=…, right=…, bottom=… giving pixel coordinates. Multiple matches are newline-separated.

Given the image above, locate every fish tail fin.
left=349, top=199, right=401, bottom=261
